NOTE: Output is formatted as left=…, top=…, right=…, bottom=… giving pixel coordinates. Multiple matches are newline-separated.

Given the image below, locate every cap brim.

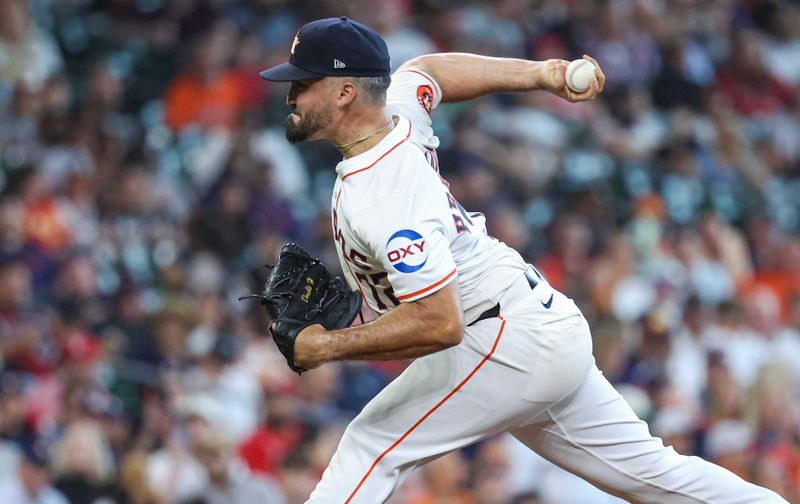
left=259, top=61, right=324, bottom=82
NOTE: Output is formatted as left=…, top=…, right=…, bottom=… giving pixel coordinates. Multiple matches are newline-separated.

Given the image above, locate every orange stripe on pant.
left=345, top=315, right=507, bottom=503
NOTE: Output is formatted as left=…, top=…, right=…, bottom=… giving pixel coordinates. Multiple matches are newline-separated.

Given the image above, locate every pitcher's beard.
left=284, top=107, right=331, bottom=144
left=284, top=114, right=308, bottom=144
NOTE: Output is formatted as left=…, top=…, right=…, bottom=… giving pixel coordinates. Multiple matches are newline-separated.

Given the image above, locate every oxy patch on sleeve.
left=386, top=229, right=428, bottom=273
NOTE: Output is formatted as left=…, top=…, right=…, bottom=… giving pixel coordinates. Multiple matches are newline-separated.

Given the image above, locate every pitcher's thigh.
left=308, top=318, right=546, bottom=503
left=510, top=366, right=786, bottom=504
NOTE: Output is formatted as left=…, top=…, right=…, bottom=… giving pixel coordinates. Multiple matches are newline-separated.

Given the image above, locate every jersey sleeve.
left=353, top=192, right=456, bottom=303
left=386, top=68, right=443, bottom=148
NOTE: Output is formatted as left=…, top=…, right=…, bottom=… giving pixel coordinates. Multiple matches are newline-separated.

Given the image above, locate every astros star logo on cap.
left=291, top=31, right=301, bottom=55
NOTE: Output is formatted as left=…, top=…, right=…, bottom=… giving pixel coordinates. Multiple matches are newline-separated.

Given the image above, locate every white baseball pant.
left=307, top=273, right=786, bottom=503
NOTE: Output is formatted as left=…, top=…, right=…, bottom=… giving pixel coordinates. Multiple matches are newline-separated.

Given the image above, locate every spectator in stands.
left=164, top=22, right=244, bottom=132
left=0, top=437, right=68, bottom=504
left=192, top=430, right=286, bottom=504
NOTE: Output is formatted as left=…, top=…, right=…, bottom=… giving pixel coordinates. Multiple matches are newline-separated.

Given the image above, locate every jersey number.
left=355, top=271, right=399, bottom=311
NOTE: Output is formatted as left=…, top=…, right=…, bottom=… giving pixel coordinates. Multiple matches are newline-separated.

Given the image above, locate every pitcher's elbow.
left=439, top=319, right=464, bottom=348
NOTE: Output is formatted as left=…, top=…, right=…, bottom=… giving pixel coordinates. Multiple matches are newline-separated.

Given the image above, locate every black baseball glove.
left=240, top=243, right=362, bottom=374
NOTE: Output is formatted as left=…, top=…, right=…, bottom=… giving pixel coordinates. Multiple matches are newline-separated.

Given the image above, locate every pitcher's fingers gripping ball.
left=548, top=55, right=605, bottom=102
left=240, top=243, right=362, bottom=374
left=566, top=58, right=596, bottom=92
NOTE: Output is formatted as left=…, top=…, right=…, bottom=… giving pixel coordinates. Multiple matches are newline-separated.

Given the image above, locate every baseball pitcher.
left=252, top=16, right=786, bottom=504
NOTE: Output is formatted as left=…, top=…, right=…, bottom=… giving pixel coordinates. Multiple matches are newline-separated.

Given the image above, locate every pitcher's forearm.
left=314, top=322, right=450, bottom=362
left=293, top=280, right=465, bottom=369
left=296, top=299, right=461, bottom=366
left=401, top=53, right=550, bottom=102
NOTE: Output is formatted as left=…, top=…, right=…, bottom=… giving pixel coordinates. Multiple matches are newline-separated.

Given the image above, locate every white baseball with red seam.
left=565, top=59, right=596, bottom=93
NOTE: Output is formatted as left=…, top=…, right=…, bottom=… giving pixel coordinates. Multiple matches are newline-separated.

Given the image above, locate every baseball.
left=565, top=59, right=596, bottom=93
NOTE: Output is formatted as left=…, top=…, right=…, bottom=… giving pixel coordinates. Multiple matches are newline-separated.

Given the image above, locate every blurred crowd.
left=1, top=0, right=800, bottom=502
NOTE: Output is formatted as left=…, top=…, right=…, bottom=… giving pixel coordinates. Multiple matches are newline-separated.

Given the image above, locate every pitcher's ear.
left=336, top=79, right=358, bottom=106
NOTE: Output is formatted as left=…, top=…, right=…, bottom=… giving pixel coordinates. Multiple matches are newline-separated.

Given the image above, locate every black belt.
left=524, top=264, right=542, bottom=290
left=467, top=303, right=500, bottom=326
left=467, top=265, right=542, bottom=326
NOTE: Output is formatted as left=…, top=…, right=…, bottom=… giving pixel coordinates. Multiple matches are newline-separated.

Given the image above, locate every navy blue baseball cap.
left=259, top=17, right=391, bottom=82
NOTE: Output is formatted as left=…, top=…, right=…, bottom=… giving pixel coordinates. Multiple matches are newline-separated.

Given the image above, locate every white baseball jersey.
left=311, top=68, right=785, bottom=504
left=331, top=69, right=526, bottom=322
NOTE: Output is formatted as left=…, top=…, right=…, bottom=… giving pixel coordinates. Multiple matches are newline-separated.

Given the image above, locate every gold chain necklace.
left=334, top=118, right=394, bottom=153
